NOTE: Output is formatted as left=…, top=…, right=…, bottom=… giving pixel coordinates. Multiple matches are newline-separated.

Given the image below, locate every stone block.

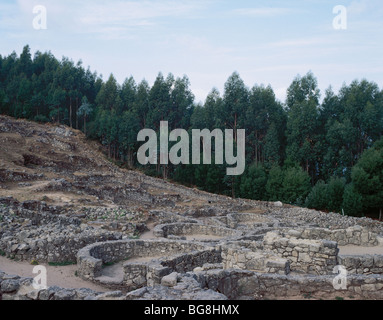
left=361, top=284, right=376, bottom=292
left=287, top=230, right=301, bottom=238
left=298, top=252, right=311, bottom=263
left=374, top=255, right=383, bottom=268
left=1, top=279, right=20, bottom=293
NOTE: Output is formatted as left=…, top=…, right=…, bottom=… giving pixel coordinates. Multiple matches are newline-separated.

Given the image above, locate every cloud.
left=79, top=0, right=204, bottom=24
left=347, top=0, right=368, bottom=15
left=232, top=7, right=295, bottom=17
left=14, top=0, right=209, bottom=39
left=269, top=37, right=327, bottom=48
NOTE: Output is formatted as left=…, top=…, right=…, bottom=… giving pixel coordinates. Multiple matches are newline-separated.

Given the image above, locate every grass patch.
left=0, top=249, right=6, bottom=257
left=102, top=261, right=117, bottom=268
left=41, top=195, right=51, bottom=202
left=303, top=292, right=313, bottom=299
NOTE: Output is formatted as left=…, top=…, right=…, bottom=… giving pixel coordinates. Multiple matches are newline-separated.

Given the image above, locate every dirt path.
left=184, top=234, right=224, bottom=241
left=0, top=256, right=108, bottom=292
left=96, top=256, right=164, bottom=285
left=338, top=245, right=383, bottom=255
left=140, top=222, right=156, bottom=240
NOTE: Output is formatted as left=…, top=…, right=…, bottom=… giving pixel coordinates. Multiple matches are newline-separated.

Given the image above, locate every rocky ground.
left=0, top=115, right=383, bottom=301
left=0, top=115, right=252, bottom=220
left=0, top=115, right=259, bottom=293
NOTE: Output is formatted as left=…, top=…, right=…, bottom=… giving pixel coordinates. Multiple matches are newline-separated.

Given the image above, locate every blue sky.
left=0, top=0, right=382, bottom=103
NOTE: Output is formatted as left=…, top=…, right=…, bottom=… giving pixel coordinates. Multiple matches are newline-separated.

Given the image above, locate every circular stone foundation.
left=227, top=212, right=277, bottom=229
left=153, top=223, right=243, bottom=241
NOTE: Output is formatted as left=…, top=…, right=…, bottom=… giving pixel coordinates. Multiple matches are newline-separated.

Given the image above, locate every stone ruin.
left=1, top=197, right=383, bottom=300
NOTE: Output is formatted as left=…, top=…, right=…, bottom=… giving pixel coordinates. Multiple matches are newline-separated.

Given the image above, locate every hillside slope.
left=0, top=115, right=253, bottom=220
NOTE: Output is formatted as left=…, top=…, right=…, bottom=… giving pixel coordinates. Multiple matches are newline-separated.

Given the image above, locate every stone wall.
left=298, top=226, right=380, bottom=246
left=260, top=204, right=383, bottom=234
left=2, top=267, right=383, bottom=300
left=77, top=239, right=222, bottom=291
left=153, top=223, right=242, bottom=240
left=0, top=219, right=121, bottom=264
left=0, top=232, right=122, bottom=264
left=194, top=269, right=383, bottom=300
left=161, top=248, right=221, bottom=273
left=226, top=212, right=276, bottom=229
left=263, top=231, right=338, bottom=275
left=123, top=263, right=151, bottom=290
left=338, top=254, right=383, bottom=275
left=0, top=197, right=123, bottom=264
left=0, top=271, right=126, bottom=300
left=123, top=248, right=223, bottom=291
left=221, top=246, right=290, bottom=275
left=0, top=197, right=80, bottom=225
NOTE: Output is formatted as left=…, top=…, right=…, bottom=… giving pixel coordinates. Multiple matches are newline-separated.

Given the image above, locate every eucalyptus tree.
left=285, top=72, right=321, bottom=183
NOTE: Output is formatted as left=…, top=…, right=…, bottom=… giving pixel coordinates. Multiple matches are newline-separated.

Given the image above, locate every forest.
left=0, top=45, right=382, bottom=220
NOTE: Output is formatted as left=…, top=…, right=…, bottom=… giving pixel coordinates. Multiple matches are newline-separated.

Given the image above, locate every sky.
left=0, top=0, right=382, bottom=104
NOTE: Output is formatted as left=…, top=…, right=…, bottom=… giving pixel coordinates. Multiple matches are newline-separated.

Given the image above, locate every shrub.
left=305, top=180, right=328, bottom=211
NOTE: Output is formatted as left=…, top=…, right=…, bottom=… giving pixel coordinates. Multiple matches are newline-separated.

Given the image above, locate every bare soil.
left=0, top=256, right=107, bottom=292
left=338, top=245, right=383, bottom=255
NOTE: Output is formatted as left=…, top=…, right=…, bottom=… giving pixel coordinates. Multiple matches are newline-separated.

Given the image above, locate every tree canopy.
left=1, top=46, right=382, bottom=219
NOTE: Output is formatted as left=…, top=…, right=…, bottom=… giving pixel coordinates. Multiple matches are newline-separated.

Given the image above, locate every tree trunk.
left=162, top=165, right=168, bottom=180
left=255, top=130, right=258, bottom=165
left=234, top=113, right=237, bottom=143
left=84, top=115, right=86, bottom=136
left=69, top=97, right=73, bottom=128
left=127, top=149, right=133, bottom=168
left=76, top=97, right=79, bottom=129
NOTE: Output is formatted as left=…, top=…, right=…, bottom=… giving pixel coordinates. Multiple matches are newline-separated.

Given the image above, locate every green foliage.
left=286, top=72, right=321, bottom=182
left=282, top=166, right=311, bottom=205
left=33, top=114, right=49, bottom=123
left=264, top=122, right=281, bottom=167
left=265, top=165, right=284, bottom=201
left=305, top=180, right=328, bottom=211
left=342, top=183, right=364, bottom=217
left=351, top=137, right=383, bottom=218
left=240, top=163, right=267, bottom=200
left=1, top=45, right=383, bottom=218
left=327, top=177, right=346, bottom=213
left=305, top=177, right=346, bottom=213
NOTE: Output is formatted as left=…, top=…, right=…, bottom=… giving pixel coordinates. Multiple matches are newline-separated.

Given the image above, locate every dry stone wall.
left=153, top=223, right=243, bottom=240
left=263, top=231, right=339, bottom=275
left=226, top=212, right=277, bottom=229
left=298, top=226, right=380, bottom=246
left=2, top=195, right=383, bottom=300
left=221, top=246, right=290, bottom=275
left=77, top=239, right=222, bottom=291
left=338, top=254, right=383, bottom=275
left=0, top=199, right=122, bottom=263
left=193, top=269, right=383, bottom=300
